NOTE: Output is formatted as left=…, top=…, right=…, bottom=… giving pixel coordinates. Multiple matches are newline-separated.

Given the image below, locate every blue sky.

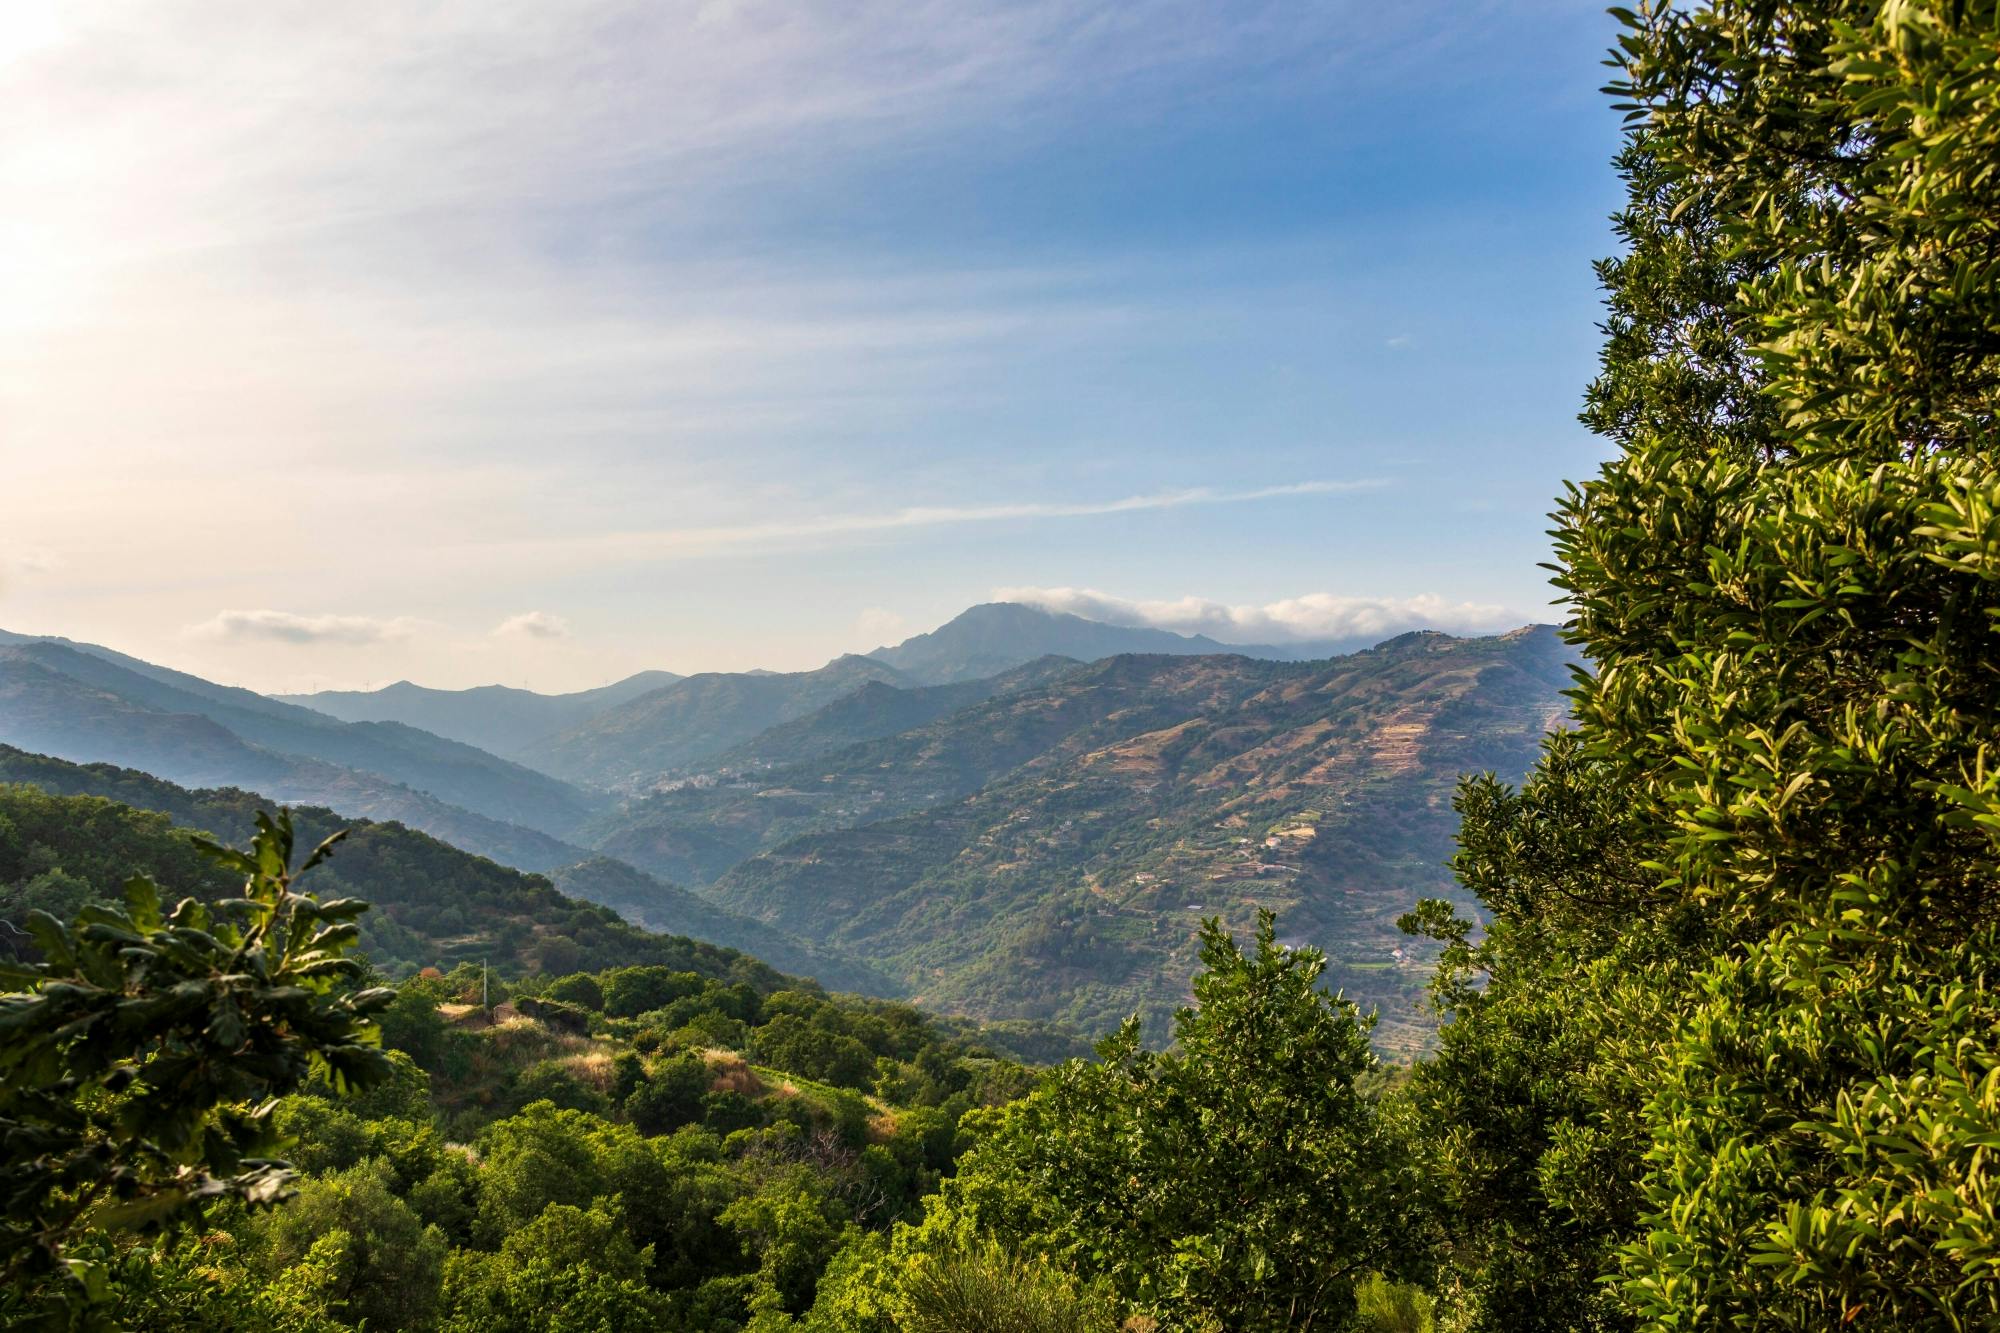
left=1, top=0, right=1624, bottom=692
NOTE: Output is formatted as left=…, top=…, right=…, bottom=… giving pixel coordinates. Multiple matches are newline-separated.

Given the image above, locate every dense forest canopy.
left=5, top=0, right=2000, bottom=1328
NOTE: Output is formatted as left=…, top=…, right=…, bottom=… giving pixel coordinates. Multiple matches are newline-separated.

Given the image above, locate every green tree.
left=473, top=1102, right=608, bottom=1242
left=250, top=1158, right=448, bottom=1330
left=721, top=1183, right=843, bottom=1320
left=543, top=971, right=605, bottom=1011
left=377, top=981, right=452, bottom=1068
left=440, top=1198, right=675, bottom=1333
left=894, top=1238, right=1119, bottom=1333
left=0, top=812, right=392, bottom=1321
left=601, top=965, right=704, bottom=1018
left=915, top=914, right=1422, bottom=1331
left=752, top=1014, right=876, bottom=1090
left=626, top=1053, right=713, bottom=1136
left=1398, top=736, right=1661, bottom=1330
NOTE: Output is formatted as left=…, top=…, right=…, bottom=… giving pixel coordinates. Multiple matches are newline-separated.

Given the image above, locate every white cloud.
left=0, top=548, right=60, bottom=596
left=188, top=609, right=419, bottom=646
left=1385, top=334, right=1414, bottom=349
left=491, top=479, right=1381, bottom=566
left=992, top=586, right=1516, bottom=644
left=852, top=606, right=909, bottom=649
left=493, top=610, right=570, bottom=639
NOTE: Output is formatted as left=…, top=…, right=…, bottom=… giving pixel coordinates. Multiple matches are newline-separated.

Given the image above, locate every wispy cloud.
left=188, top=610, right=419, bottom=646
left=493, top=610, right=570, bottom=639
left=0, top=0, right=1593, bottom=693
left=993, top=586, right=1516, bottom=643
left=852, top=606, right=910, bottom=649
left=496, top=480, right=1381, bottom=565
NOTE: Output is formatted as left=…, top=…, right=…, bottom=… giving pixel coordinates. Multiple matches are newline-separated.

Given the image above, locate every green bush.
left=896, top=1241, right=1118, bottom=1333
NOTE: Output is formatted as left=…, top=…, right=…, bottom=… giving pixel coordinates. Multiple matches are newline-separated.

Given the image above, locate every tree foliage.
left=886, top=914, right=1424, bottom=1331
left=1412, top=0, right=2000, bottom=1327
left=0, top=811, right=392, bottom=1324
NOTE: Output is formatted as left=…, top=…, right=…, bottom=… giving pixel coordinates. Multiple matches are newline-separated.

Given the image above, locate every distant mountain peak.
left=868, top=601, right=1404, bottom=685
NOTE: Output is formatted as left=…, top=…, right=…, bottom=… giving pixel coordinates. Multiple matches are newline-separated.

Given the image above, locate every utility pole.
left=482, top=959, right=489, bottom=1013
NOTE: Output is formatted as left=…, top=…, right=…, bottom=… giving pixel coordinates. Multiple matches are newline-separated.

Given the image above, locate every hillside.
left=581, top=649, right=1316, bottom=887
left=0, top=634, right=602, bottom=838
left=708, top=627, right=1573, bottom=1052
left=579, top=655, right=1086, bottom=884
left=700, top=655, right=1079, bottom=774
left=0, top=746, right=897, bottom=994
left=0, top=775, right=789, bottom=988
left=525, top=653, right=915, bottom=788
left=277, top=670, right=682, bottom=759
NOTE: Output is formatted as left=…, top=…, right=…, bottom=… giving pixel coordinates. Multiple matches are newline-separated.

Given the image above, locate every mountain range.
left=274, top=670, right=682, bottom=760
left=0, top=744, right=892, bottom=993
left=0, top=604, right=1573, bottom=1051
left=283, top=603, right=1392, bottom=792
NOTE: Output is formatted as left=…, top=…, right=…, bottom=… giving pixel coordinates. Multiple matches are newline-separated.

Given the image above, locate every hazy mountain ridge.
left=699, top=655, right=1081, bottom=775
left=575, top=655, right=1094, bottom=884
left=867, top=602, right=1378, bottom=683
left=0, top=611, right=1573, bottom=1050
left=0, top=634, right=602, bottom=839
left=525, top=653, right=916, bottom=788
left=0, top=649, right=586, bottom=870
left=581, top=650, right=1315, bottom=887
left=277, top=670, right=683, bottom=759
left=0, top=746, right=792, bottom=986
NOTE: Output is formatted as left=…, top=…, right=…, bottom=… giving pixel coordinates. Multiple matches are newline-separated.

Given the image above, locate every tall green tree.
left=1415, top=0, right=2000, bottom=1327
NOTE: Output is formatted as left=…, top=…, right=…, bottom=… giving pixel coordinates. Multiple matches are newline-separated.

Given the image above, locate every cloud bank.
left=993, top=587, right=1516, bottom=644
left=494, top=610, right=570, bottom=639
left=189, top=610, right=418, bottom=646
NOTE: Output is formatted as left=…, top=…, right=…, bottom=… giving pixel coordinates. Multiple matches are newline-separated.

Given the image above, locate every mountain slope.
left=0, top=633, right=601, bottom=838
left=526, top=654, right=914, bottom=788
left=709, top=627, right=1574, bottom=1053
left=867, top=602, right=1373, bottom=684
left=0, top=653, right=584, bottom=869
left=581, top=650, right=1305, bottom=887
left=544, top=855, right=893, bottom=993
left=276, top=670, right=682, bottom=759
left=0, top=756, right=792, bottom=988
left=0, top=745, right=899, bottom=995
left=699, top=655, right=1080, bottom=776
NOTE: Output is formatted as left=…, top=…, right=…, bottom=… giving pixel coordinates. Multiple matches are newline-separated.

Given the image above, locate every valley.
left=0, top=604, right=1571, bottom=1054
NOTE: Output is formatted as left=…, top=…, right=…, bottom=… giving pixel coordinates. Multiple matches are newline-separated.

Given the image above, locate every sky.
left=1, top=0, right=1625, bottom=694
